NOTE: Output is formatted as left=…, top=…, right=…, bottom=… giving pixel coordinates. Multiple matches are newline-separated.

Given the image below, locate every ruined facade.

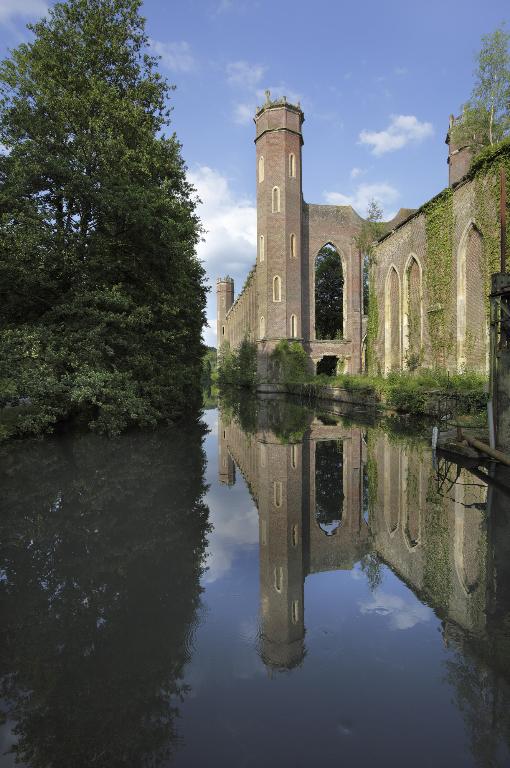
left=217, top=94, right=498, bottom=376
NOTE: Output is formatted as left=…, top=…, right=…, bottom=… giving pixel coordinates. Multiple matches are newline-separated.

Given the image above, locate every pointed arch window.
left=259, top=315, right=265, bottom=339
left=259, top=234, right=265, bottom=262
left=272, top=186, right=280, bottom=213
left=273, top=275, right=281, bottom=302
left=258, top=155, right=264, bottom=183
left=290, top=232, right=296, bottom=258
left=290, top=314, right=298, bottom=338
left=289, top=153, right=296, bottom=178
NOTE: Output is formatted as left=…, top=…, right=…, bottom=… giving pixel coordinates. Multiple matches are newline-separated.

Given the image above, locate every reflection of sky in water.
left=171, top=410, right=507, bottom=768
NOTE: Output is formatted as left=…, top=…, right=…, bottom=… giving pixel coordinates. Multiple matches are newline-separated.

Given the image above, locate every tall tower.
left=255, top=92, right=304, bottom=360
left=216, top=276, right=234, bottom=347
left=446, top=114, right=474, bottom=187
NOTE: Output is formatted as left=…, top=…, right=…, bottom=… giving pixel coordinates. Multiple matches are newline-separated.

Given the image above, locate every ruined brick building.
left=217, top=92, right=502, bottom=376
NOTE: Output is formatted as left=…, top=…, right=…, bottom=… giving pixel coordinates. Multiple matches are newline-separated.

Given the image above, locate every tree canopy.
left=451, top=24, right=510, bottom=152
left=0, top=0, right=207, bottom=436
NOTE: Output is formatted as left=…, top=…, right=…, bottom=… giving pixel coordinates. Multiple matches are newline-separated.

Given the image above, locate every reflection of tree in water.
left=315, top=440, right=344, bottom=535
left=0, top=424, right=209, bottom=768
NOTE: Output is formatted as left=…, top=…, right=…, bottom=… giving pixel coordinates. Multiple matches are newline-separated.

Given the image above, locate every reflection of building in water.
left=218, top=410, right=369, bottom=670
left=218, top=407, right=510, bottom=658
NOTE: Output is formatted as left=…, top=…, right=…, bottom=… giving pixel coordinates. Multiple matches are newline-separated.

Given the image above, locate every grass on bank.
left=217, top=339, right=488, bottom=418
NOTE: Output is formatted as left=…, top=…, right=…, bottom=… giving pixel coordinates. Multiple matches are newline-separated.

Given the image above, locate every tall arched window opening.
left=258, top=155, right=264, bottom=183
left=314, top=243, right=344, bottom=340
left=384, top=266, right=401, bottom=373
left=457, top=223, right=485, bottom=372
left=289, top=153, right=296, bottom=178
left=403, top=256, right=423, bottom=371
left=273, top=275, right=281, bottom=302
left=259, top=234, right=265, bottom=262
left=272, top=186, right=280, bottom=213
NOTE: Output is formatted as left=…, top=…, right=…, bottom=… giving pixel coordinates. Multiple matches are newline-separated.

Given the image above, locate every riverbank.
left=255, top=370, right=488, bottom=421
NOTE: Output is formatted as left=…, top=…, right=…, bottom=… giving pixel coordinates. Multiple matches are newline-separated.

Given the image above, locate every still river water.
left=1, top=396, right=510, bottom=768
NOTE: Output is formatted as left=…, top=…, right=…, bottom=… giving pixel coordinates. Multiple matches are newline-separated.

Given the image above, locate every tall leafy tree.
left=451, top=24, right=510, bottom=151
left=0, top=0, right=206, bottom=436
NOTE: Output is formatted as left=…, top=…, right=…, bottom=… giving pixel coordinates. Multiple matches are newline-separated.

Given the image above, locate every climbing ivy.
left=424, top=187, right=454, bottom=367
left=470, top=139, right=510, bottom=313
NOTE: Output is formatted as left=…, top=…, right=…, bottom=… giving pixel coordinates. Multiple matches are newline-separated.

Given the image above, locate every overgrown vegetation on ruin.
left=0, top=0, right=207, bottom=438
left=424, top=188, right=454, bottom=366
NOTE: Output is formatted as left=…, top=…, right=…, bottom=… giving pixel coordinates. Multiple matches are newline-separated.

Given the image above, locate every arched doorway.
left=316, top=355, right=339, bottom=377
left=315, top=243, right=344, bottom=340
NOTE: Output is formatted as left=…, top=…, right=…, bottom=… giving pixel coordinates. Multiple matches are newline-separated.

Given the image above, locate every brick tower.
left=255, top=92, right=304, bottom=372
left=216, top=276, right=234, bottom=348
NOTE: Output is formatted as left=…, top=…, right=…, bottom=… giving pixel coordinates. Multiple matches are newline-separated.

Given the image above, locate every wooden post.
left=501, top=165, right=507, bottom=273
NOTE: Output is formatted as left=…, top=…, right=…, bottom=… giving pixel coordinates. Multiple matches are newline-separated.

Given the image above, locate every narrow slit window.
left=290, top=314, right=297, bottom=338
left=273, top=276, right=281, bottom=302
left=291, top=524, right=299, bottom=546
left=290, top=444, right=298, bottom=469
left=259, top=234, right=265, bottom=262
left=259, top=315, right=265, bottom=339
left=290, top=233, right=296, bottom=258
left=289, top=153, right=296, bottom=178
left=259, top=155, right=264, bottom=183
left=291, top=599, right=299, bottom=623
left=221, top=325, right=225, bottom=337
left=273, top=481, right=282, bottom=508
left=272, top=186, right=280, bottom=213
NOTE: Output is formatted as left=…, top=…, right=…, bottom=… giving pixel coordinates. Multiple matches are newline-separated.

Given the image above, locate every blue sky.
left=1, top=0, right=509, bottom=344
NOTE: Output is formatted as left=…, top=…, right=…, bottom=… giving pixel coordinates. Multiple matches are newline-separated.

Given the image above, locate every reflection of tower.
left=218, top=420, right=235, bottom=486
left=258, top=437, right=305, bottom=670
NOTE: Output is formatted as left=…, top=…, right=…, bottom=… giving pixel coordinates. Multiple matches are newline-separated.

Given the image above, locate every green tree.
left=315, top=244, right=344, bottom=340
left=0, top=0, right=206, bottom=436
left=451, top=24, right=510, bottom=151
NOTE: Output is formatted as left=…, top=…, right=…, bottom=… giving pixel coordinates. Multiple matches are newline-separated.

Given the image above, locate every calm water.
left=1, top=397, right=510, bottom=768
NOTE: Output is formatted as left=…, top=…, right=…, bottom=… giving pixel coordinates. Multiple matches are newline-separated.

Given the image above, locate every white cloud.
left=227, top=60, right=266, bottom=89
left=350, top=167, right=364, bottom=180
left=0, top=0, right=46, bottom=24
left=323, top=181, right=399, bottom=219
left=150, top=39, right=196, bottom=73
left=359, top=590, right=432, bottom=630
left=233, top=102, right=254, bottom=125
left=359, top=114, right=434, bottom=156
left=188, top=165, right=256, bottom=346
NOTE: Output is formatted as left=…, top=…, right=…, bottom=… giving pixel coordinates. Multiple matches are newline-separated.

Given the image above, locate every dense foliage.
left=270, top=339, right=308, bottom=383
left=0, top=0, right=206, bottom=437
left=314, top=244, right=344, bottom=339
left=217, top=339, right=257, bottom=389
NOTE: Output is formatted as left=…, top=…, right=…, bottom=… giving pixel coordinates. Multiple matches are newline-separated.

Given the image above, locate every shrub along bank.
left=217, top=340, right=488, bottom=419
